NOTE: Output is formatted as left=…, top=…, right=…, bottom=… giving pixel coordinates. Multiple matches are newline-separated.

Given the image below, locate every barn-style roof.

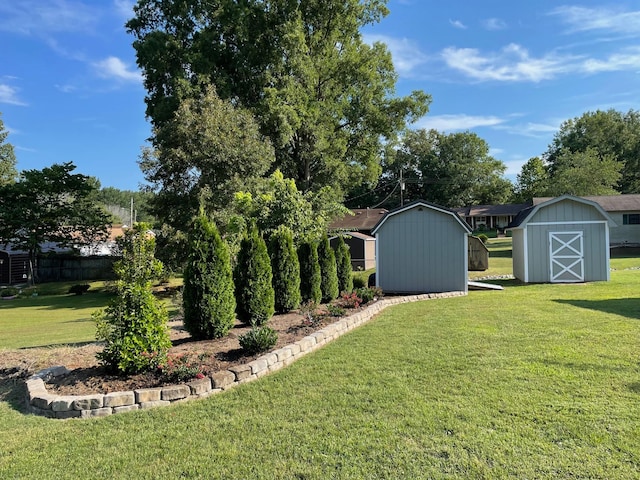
left=372, top=200, right=472, bottom=235
left=510, top=195, right=616, bottom=228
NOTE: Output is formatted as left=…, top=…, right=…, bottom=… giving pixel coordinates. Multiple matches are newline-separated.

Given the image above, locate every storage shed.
left=509, top=195, right=615, bottom=283
left=0, top=250, right=30, bottom=285
left=329, top=232, right=376, bottom=271
left=371, top=200, right=472, bottom=294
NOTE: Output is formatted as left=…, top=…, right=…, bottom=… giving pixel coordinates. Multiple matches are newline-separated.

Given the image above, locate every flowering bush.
left=158, top=353, right=206, bottom=383
left=338, top=292, right=362, bottom=309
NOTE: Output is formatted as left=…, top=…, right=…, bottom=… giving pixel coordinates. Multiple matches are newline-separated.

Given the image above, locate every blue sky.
left=2, top=1, right=640, bottom=191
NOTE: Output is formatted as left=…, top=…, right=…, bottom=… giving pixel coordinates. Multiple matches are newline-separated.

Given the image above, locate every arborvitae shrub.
left=318, top=235, right=339, bottom=302
left=297, top=240, right=321, bottom=304
left=269, top=226, right=301, bottom=313
left=334, top=236, right=353, bottom=294
left=94, top=223, right=171, bottom=374
left=183, top=215, right=236, bottom=339
left=234, top=225, right=275, bottom=325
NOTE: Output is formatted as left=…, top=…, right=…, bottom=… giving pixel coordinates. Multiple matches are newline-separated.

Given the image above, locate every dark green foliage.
left=477, top=234, right=489, bottom=244
left=234, top=226, right=275, bottom=325
left=318, top=235, right=339, bottom=303
left=352, top=276, right=366, bottom=289
left=334, top=236, right=353, bottom=294
left=269, top=226, right=301, bottom=313
left=356, top=286, right=383, bottom=304
left=68, top=284, right=90, bottom=295
left=94, top=224, right=171, bottom=375
left=183, top=215, right=236, bottom=339
left=297, top=240, right=321, bottom=304
left=239, top=325, right=278, bottom=355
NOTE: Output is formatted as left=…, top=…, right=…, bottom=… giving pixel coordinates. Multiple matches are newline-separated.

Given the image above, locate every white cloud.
left=364, top=34, right=428, bottom=77
left=482, top=18, right=507, bottom=31
left=581, top=47, right=640, bottom=73
left=449, top=19, right=467, bottom=30
left=0, top=0, right=97, bottom=35
left=504, top=158, right=529, bottom=176
left=415, top=114, right=505, bottom=132
left=495, top=121, right=559, bottom=138
left=442, top=43, right=577, bottom=82
left=93, top=57, right=142, bottom=83
left=550, top=5, right=640, bottom=35
left=0, top=84, right=27, bottom=106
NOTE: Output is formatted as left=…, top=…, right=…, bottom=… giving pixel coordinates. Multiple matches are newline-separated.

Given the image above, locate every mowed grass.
left=0, top=281, right=113, bottom=349
left=2, top=268, right=640, bottom=478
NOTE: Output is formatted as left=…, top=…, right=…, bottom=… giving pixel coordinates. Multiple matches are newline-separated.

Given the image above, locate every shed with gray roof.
left=371, top=200, right=472, bottom=294
left=510, top=195, right=615, bottom=283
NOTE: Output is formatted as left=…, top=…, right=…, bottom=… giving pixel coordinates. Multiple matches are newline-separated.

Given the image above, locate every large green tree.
left=127, top=0, right=430, bottom=197
left=0, top=113, right=17, bottom=186
left=545, top=109, right=640, bottom=193
left=513, top=157, right=549, bottom=202
left=546, top=148, right=622, bottom=196
left=0, top=162, right=111, bottom=277
left=140, top=83, right=274, bottom=234
left=391, top=129, right=512, bottom=208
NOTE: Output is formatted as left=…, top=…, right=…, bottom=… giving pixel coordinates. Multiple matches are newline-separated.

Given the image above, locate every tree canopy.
left=127, top=0, right=430, bottom=198
left=0, top=162, right=111, bottom=275
left=0, top=113, right=17, bottom=186
left=545, top=109, right=640, bottom=194
left=513, top=157, right=549, bottom=202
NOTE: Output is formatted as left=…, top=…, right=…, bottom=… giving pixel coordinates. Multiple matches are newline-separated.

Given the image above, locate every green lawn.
left=2, top=267, right=640, bottom=478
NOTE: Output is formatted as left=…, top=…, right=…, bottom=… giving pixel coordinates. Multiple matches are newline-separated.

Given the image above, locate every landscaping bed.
left=0, top=307, right=354, bottom=398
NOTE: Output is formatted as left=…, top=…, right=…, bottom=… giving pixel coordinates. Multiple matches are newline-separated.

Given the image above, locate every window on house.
left=623, top=213, right=640, bottom=225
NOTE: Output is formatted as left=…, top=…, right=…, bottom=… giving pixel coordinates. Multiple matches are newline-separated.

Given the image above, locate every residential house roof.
left=534, top=194, right=640, bottom=212
left=453, top=203, right=531, bottom=217
left=329, top=208, right=388, bottom=233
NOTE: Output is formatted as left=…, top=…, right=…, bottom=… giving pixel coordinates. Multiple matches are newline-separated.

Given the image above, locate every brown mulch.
left=0, top=307, right=353, bottom=398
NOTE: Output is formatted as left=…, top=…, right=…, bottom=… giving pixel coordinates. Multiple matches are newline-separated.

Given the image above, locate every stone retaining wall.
left=25, top=291, right=465, bottom=419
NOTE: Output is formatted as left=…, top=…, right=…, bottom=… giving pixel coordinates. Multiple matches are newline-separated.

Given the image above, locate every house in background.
left=453, top=203, right=530, bottom=232
left=329, top=208, right=387, bottom=270
left=372, top=200, right=471, bottom=294
left=509, top=195, right=615, bottom=283
left=534, top=195, right=640, bottom=248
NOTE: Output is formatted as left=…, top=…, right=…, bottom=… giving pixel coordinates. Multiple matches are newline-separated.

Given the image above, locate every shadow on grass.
left=488, top=250, right=513, bottom=258
left=18, top=340, right=97, bottom=350
left=0, top=368, right=29, bottom=413
left=553, top=298, right=640, bottom=320
left=0, top=292, right=114, bottom=311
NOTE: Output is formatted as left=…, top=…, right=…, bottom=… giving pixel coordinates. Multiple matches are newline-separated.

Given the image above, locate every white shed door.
left=549, top=232, right=584, bottom=282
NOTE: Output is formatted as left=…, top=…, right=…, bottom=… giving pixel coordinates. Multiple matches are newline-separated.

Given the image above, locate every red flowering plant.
left=338, top=292, right=362, bottom=309
left=158, top=353, right=206, bottom=383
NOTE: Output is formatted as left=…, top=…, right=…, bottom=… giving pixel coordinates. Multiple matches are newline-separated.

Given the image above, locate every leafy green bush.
left=334, top=236, right=353, bottom=294
left=269, top=225, right=301, bottom=313
left=352, top=276, right=366, bottom=289
left=356, top=286, right=383, bottom=304
left=183, top=214, right=236, bottom=339
left=234, top=225, right=275, bottom=325
left=297, top=240, right=321, bottom=304
left=326, top=304, right=345, bottom=317
left=317, top=235, right=339, bottom=303
left=239, top=325, right=278, bottom=355
left=477, top=234, right=489, bottom=244
left=0, top=287, right=19, bottom=298
left=94, top=224, right=171, bottom=375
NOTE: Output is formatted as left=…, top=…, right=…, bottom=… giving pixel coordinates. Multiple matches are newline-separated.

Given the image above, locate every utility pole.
left=400, top=168, right=405, bottom=207
left=130, top=197, right=134, bottom=227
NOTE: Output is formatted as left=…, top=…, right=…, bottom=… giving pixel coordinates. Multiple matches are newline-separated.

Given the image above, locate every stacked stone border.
left=25, top=291, right=465, bottom=419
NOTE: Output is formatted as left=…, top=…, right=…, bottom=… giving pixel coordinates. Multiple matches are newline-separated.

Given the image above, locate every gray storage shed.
left=371, top=200, right=472, bottom=294
left=509, top=195, right=615, bottom=283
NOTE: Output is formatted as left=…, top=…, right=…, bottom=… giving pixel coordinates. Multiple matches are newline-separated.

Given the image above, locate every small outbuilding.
left=468, top=236, right=489, bottom=271
left=508, top=195, right=615, bottom=283
left=371, top=200, right=472, bottom=294
left=330, top=232, right=376, bottom=271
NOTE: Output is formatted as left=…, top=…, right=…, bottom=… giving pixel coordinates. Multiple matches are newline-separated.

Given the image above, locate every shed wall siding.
left=376, top=207, right=467, bottom=293
left=511, top=229, right=526, bottom=281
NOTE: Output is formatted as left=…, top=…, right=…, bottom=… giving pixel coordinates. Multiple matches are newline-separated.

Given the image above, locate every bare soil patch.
left=0, top=307, right=353, bottom=398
